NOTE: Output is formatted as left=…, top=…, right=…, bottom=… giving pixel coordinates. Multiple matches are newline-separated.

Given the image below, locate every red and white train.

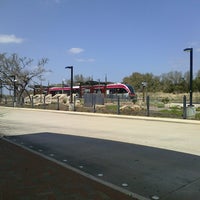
left=48, top=82, right=136, bottom=99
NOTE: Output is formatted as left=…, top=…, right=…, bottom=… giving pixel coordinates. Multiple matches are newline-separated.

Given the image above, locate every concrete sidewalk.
left=1, top=107, right=200, bottom=200
left=0, top=138, right=136, bottom=200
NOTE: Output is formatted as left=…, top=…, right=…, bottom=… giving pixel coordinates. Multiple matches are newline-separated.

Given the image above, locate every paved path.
left=0, top=138, right=135, bottom=200
left=1, top=107, right=200, bottom=199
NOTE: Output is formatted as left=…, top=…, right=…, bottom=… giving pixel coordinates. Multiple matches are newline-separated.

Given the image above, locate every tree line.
left=0, top=53, right=200, bottom=105
left=122, top=71, right=200, bottom=93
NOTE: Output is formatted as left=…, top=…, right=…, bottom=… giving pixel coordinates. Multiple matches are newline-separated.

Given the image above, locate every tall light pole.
left=183, top=48, right=193, bottom=106
left=65, top=66, right=73, bottom=103
left=0, top=78, right=2, bottom=103
left=10, top=75, right=17, bottom=106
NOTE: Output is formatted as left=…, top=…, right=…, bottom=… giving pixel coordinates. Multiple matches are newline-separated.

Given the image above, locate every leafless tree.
left=0, top=53, right=49, bottom=103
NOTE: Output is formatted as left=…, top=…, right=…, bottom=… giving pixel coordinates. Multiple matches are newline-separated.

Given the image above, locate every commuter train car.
left=48, top=82, right=136, bottom=99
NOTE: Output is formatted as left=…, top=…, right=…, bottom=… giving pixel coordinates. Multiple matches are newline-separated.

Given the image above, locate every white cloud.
left=0, top=34, right=24, bottom=44
left=68, top=47, right=95, bottom=62
left=68, top=47, right=84, bottom=54
left=76, top=58, right=95, bottom=63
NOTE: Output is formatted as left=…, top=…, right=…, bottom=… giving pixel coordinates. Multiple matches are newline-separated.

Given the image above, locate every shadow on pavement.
left=5, top=132, right=200, bottom=200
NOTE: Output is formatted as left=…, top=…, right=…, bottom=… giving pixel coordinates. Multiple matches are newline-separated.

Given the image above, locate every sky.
left=1, top=0, right=200, bottom=85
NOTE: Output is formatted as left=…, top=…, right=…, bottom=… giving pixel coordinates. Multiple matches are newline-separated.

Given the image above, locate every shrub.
left=161, top=97, right=170, bottom=104
left=195, top=113, right=200, bottom=120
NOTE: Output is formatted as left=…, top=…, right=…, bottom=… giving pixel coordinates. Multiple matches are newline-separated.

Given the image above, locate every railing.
left=0, top=93, right=199, bottom=120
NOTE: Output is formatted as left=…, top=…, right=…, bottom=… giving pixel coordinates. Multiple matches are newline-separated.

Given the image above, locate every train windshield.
left=125, top=84, right=135, bottom=94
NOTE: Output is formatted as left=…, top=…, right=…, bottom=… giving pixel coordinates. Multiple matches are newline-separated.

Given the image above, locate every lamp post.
left=183, top=48, right=193, bottom=106
left=0, top=79, right=2, bottom=103
left=142, top=81, right=147, bottom=102
left=65, top=66, right=73, bottom=103
left=10, top=75, right=17, bottom=106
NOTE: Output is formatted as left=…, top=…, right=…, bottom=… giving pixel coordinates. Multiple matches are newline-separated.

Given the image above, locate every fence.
left=0, top=93, right=199, bottom=120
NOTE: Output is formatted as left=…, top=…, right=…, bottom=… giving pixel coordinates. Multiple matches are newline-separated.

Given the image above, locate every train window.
left=109, top=89, right=116, bottom=94
left=94, top=89, right=102, bottom=93
left=126, top=84, right=135, bottom=94
left=121, top=88, right=127, bottom=93
left=83, top=88, right=90, bottom=93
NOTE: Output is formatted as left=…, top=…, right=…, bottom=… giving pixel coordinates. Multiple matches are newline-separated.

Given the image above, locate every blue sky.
left=1, top=0, right=200, bottom=85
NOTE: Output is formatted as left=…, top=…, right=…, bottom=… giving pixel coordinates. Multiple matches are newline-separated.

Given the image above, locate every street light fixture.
left=183, top=48, right=193, bottom=106
left=65, top=66, right=73, bottom=103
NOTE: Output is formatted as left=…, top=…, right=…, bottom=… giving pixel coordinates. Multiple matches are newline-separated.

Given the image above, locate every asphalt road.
left=1, top=107, right=200, bottom=200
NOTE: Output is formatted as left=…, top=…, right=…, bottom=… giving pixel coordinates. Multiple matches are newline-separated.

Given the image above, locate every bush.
left=195, top=113, right=200, bottom=120
left=160, top=107, right=183, bottom=118
left=196, top=107, right=200, bottom=112
left=161, top=97, right=170, bottom=104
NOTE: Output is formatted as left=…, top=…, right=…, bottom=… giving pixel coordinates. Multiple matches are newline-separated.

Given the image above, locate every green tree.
left=194, top=70, right=200, bottom=92
left=73, top=74, right=93, bottom=84
left=160, top=71, right=187, bottom=93
left=65, top=74, right=93, bottom=86
left=123, top=72, right=161, bottom=92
